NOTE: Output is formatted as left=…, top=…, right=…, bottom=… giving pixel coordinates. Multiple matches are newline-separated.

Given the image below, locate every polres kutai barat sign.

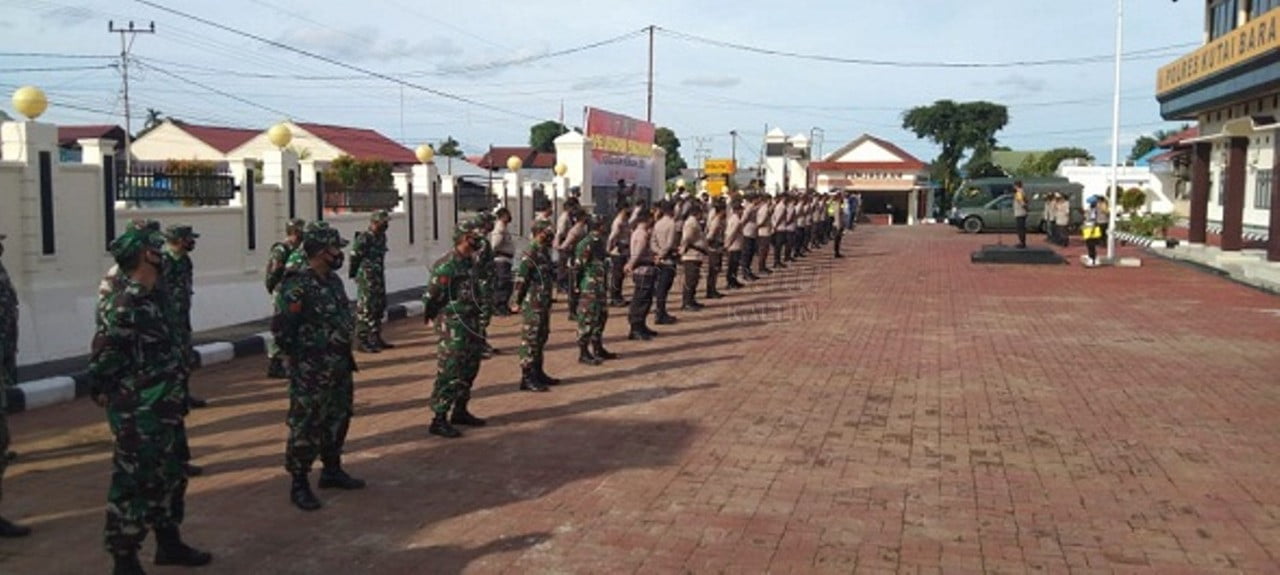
left=585, top=107, right=655, bottom=189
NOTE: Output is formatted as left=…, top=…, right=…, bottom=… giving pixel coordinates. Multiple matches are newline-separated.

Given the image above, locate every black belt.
left=633, top=260, right=654, bottom=267
left=496, top=252, right=514, bottom=258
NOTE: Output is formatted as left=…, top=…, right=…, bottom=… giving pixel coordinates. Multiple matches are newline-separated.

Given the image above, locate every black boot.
left=113, top=552, right=146, bottom=575
left=187, top=396, right=208, bottom=409
left=450, top=399, right=487, bottom=426
left=0, top=516, right=30, bottom=538
left=290, top=473, right=322, bottom=511
left=592, top=338, right=619, bottom=360
left=519, top=366, right=549, bottom=392
left=536, top=358, right=562, bottom=386
left=628, top=326, right=653, bottom=341
left=183, top=463, right=204, bottom=477
left=357, top=338, right=381, bottom=354
left=375, top=334, right=395, bottom=349
left=153, top=525, right=213, bottom=567
left=318, top=464, right=366, bottom=490
left=429, top=411, right=463, bottom=437
left=578, top=341, right=602, bottom=366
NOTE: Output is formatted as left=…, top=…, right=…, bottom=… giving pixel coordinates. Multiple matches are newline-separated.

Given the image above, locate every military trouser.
left=757, top=234, right=772, bottom=272
left=0, top=410, right=8, bottom=503
left=773, top=232, right=787, bottom=267
left=517, top=301, right=551, bottom=369
left=355, top=277, right=387, bottom=343
left=493, top=260, right=514, bottom=314
left=429, top=315, right=483, bottom=414
left=681, top=261, right=702, bottom=307
left=741, top=238, right=758, bottom=275
left=705, top=251, right=722, bottom=297
left=833, top=228, right=844, bottom=256
left=284, top=369, right=354, bottom=475
left=104, top=410, right=187, bottom=556
left=627, top=266, right=656, bottom=328
left=608, top=254, right=627, bottom=302
left=654, top=262, right=677, bottom=317
left=726, top=251, right=742, bottom=285
left=576, top=284, right=608, bottom=345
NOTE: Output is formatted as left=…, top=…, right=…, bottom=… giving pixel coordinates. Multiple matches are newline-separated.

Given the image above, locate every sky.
left=0, top=0, right=1206, bottom=168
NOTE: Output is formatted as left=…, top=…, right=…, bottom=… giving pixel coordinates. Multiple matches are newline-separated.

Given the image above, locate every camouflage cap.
left=452, top=220, right=478, bottom=243
left=129, top=218, right=161, bottom=233
left=109, top=226, right=164, bottom=263
left=164, top=224, right=200, bottom=241
left=303, top=221, right=349, bottom=248
left=286, top=218, right=307, bottom=234
left=531, top=219, right=553, bottom=236
left=477, top=211, right=497, bottom=224
left=370, top=210, right=390, bottom=223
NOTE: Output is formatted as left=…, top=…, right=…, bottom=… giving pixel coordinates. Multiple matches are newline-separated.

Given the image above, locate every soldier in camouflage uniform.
left=91, top=226, right=212, bottom=575
left=351, top=210, right=392, bottom=353
left=472, top=212, right=500, bottom=358
left=273, top=221, right=366, bottom=512
left=0, top=234, right=31, bottom=538
left=265, top=219, right=307, bottom=378
left=162, top=225, right=207, bottom=480
left=574, top=215, right=618, bottom=366
left=511, top=220, right=560, bottom=392
left=422, top=222, right=487, bottom=438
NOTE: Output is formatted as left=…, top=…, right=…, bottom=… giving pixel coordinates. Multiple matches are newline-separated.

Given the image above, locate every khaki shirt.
left=651, top=216, right=678, bottom=262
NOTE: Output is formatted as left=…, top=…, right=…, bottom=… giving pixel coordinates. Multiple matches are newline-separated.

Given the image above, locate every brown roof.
left=172, top=120, right=259, bottom=154
left=57, top=125, right=126, bottom=148
left=809, top=160, right=927, bottom=172
left=1158, top=126, right=1199, bottom=148
left=475, top=146, right=557, bottom=170
left=820, top=134, right=926, bottom=170
left=294, top=122, right=417, bottom=165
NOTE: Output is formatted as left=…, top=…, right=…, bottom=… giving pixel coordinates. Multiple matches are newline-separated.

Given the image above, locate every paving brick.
left=1, top=226, right=1279, bottom=573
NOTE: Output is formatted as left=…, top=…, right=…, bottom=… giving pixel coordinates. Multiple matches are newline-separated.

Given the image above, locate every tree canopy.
left=655, top=126, right=688, bottom=180
left=902, top=100, right=1009, bottom=200
left=436, top=136, right=464, bottom=158
left=1128, top=125, right=1190, bottom=163
left=529, top=120, right=569, bottom=152
left=1012, top=147, right=1094, bottom=177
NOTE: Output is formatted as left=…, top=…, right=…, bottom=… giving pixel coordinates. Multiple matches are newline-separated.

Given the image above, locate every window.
left=1258, top=169, right=1275, bottom=209
left=1253, top=0, right=1280, bottom=18
left=1212, top=0, right=1240, bottom=39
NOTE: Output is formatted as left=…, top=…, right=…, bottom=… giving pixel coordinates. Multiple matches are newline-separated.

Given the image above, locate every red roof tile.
left=295, top=122, right=417, bottom=165
left=57, top=125, right=126, bottom=148
left=172, top=121, right=260, bottom=154
left=476, top=146, right=557, bottom=170
left=1158, top=126, right=1199, bottom=147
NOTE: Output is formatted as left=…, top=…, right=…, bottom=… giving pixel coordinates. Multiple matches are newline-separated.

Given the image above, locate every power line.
left=655, top=26, right=1195, bottom=68
left=0, top=65, right=117, bottom=73
left=135, top=61, right=295, bottom=119
left=0, top=52, right=117, bottom=60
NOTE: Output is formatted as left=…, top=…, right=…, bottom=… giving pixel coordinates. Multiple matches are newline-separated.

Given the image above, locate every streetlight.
left=1106, top=0, right=1123, bottom=262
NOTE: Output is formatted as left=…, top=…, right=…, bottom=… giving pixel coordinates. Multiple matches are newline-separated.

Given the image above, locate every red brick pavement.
left=2, top=226, right=1279, bottom=574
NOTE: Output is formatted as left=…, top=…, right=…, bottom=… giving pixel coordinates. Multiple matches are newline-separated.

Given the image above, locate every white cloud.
left=993, top=73, right=1047, bottom=95
left=278, top=27, right=462, bottom=62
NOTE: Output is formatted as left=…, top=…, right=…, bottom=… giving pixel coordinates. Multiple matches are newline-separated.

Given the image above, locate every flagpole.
left=1106, top=0, right=1124, bottom=262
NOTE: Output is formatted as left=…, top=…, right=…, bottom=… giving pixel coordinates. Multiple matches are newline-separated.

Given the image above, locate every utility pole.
left=108, top=20, right=155, bottom=177
left=646, top=25, right=655, bottom=123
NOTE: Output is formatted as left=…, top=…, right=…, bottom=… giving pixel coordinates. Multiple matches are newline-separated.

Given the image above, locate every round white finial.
left=267, top=123, right=293, bottom=149
left=12, top=86, right=48, bottom=120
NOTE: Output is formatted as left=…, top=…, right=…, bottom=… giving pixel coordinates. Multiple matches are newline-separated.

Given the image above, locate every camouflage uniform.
left=514, top=223, right=555, bottom=372
left=0, top=235, right=17, bottom=524
left=472, top=213, right=498, bottom=354
left=574, top=218, right=614, bottom=364
left=273, top=222, right=357, bottom=478
left=423, top=222, right=486, bottom=433
left=162, top=224, right=203, bottom=471
left=266, top=219, right=306, bottom=375
left=90, top=226, right=194, bottom=558
left=351, top=211, right=390, bottom=350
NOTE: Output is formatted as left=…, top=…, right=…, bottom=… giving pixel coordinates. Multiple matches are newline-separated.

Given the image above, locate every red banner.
left=585, top=107, right=655, bottom=188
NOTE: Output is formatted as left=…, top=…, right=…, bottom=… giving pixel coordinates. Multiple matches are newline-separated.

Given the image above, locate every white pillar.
left=228, top=158, right=257, bottom=208
left=1, top=120, right=57, bottom=164
left=392, top=172, right=410, bottom=215
left=908, top=188, right=919, bottom=225
left=263, top=148, right=299, bottom=188
left=519, top=181, right=537, bottom=238
left=502, top=171, right=522, bottom=212
left=554, top=131, right=592, bottom=205
left=411, top=162, right=438, bottom=246
left=439, top=175, right=459, bottom=243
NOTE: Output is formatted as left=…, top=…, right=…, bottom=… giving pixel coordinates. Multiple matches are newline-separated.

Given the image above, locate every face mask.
left=329, top=249, right=345, bottom=270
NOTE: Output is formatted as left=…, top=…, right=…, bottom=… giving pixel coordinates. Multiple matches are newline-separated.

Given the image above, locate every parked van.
left=948, top=177, right=1077, bottom=211
left=951, top=185, right=1084, bottom=234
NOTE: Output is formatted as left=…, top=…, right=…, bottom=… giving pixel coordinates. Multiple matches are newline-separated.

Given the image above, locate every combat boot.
left=592, top=338, right=619, bottom=360
left=267, top=357, right=288, bottom=379
left=357, top=338, right=381, bottom=354
left=113, top=552, right=146, bottom=575
left=450, top=399, right=487, bottom=427
left=318, top=464, right=366, bottom=490
left=627, top=326, right=653, bottom=341
left=429, top=412, right=463, bottom=438
left=0, top=516, right=30, bottom=538
left=290, top=473, right=322, bottom=511
left=153, top=525, right=213, bottom=567
left=183, top=463, right=204, bottom=477
left=535, top=358, right=562, bottom=386
left=578, top=341, right=602, bottom=366
left=519, top=366, right=549, bottom=392
left=375, top=335, right=396, bottom=349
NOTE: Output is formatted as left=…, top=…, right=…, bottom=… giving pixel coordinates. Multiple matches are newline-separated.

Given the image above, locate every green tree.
left=529, top=120, right=569, bottom=152
left=1011, top=147, right=1094, bottom=177
left=902, top=100, right=1009, bottom=206
left=1128, top=125, right=1190, bottom=163
left=655, top=126, right=688, bottom=180
left=436, top=136, right=464, bottom=158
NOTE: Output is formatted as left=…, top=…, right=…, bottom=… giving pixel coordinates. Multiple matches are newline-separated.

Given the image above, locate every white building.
left=1057, top=165, right=1174, bottom=214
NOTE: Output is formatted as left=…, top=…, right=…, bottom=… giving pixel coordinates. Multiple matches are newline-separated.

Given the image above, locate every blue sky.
left=1, top=0, right=1204, bottom=167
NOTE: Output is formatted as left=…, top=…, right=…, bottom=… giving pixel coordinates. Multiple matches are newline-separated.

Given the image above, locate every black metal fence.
left=321, top=181, right=401, bottom=213
left=118, top=171, right=236, bottom=206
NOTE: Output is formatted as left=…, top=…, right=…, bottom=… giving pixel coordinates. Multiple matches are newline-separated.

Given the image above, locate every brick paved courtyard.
left=2, top=226, right=1279, bottom=574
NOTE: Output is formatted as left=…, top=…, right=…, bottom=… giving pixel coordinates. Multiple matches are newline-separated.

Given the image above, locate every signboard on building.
left=1157, top=11, right=1280, bottom=95
left=585, top=107, right=655, bottom=189
left=704, top=158, right=735, bottom=175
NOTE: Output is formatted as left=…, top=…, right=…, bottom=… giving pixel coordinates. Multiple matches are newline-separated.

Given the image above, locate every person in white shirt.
left=724, top=200, right=746, bottom=288
left=606, top=201, right=632, bottom=306
left=755, top=196, right=774, bottom=276
left=489, top=208, right=516, bottom=314
left=678, top=201, right=708, bottom=311
left=703, top=200, right=727, bottom=299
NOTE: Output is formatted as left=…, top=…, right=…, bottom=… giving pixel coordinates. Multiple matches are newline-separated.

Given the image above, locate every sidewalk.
left=3, top=225, right=1279, bottom=573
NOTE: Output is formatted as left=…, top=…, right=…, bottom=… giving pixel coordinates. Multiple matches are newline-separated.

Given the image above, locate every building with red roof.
left=809, top=133, right=931, bottom=225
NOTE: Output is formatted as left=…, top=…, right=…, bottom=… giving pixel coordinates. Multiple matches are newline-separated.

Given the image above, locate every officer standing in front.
left=273, top=222, right=365, bottom=512
left=511, top=220, right=558, bottom=392
left=422, top=222, right=488, bottom=438
left=265, top=219, right=306, bottom=378
left=91, top=226, right=212, bottom=574
left=574, top=215, right=618, bottom=365
left=351, top=210, right=392, bottom=353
